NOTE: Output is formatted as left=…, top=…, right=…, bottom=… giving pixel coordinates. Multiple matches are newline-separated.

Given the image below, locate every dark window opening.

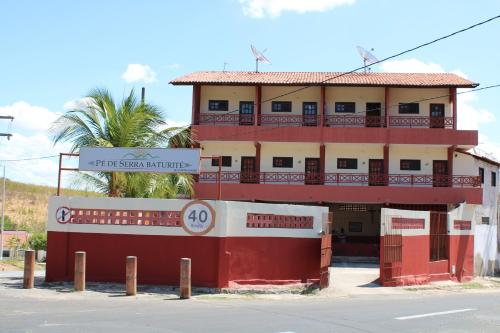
left=337, top=158, right=358, bottom=169
left=211, top=156, right=232, bottom=167
left=273, top=157, right=293, bottom=168
left=400, top=159, right=421, bottom=171
left=348, top=222, right=363, bottom=233
left=272, top=101, right=292, bottom=112
left=208, top=100, right=228, bottom=111
left=398, top=103, right=419, bottom=114
left=492, top=171, right=496, bottom=187
left=335, top=102, right=355, bottom=113
left=479, top=167, right=484, bottom=184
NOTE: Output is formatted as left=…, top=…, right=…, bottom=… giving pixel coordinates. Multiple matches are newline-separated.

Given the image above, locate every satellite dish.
left=251, top=45, right=271, bottom=72
left=356, top=46, right=378, bottom=73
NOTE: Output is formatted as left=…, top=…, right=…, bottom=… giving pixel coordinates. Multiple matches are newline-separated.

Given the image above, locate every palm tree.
left=51, top=88, right=193, bottom=197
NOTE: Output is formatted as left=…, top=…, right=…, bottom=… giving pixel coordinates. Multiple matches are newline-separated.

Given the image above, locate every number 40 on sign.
left=180, top=201, right=216, bottom=236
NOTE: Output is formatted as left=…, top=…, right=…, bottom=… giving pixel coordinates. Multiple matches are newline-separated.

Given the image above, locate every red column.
left=448, top=145, right=455, bottom=187
left=320, top=144, right=325, bottom=185
left=255, top=85, right=262, bottom=126
left=383, top=144, right=389, bottom=185
left=255, top=142, right=261, bottom=183
left=192, top=85, right=201, bottom=125
left=450, top=87, right=457, bottom=130
left=320, top=86, right=325, bottom=127
left=385, top=87, right=390, bottom=128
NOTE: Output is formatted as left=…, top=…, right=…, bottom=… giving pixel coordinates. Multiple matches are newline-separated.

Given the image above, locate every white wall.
left=389, top=88, right=451, bottom=117
left=200, top=85, right=254, bottom=114
left=48, top=197, right=328, bottom=239
left=389, top=145, right=447, bottom=175
left=200, top=141, right=256, bottom=173
left=260, top=143, right=319, bottom=173
left=261, top=86, right=321, bottom=115
left=325, top=143, right=383, bottom=173
left=325, top=87, right=385, bottom=115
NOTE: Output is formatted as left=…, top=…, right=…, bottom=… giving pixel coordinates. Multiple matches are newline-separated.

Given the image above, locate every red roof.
left=170, top=71, right=478, bottom=88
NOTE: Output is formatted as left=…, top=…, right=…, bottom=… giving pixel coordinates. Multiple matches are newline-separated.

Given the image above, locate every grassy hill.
left=1, top=179, right=101, bottom=233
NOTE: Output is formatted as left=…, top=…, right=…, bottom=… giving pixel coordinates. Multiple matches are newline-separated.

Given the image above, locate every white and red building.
left=170, top=71, right=493, bottom=284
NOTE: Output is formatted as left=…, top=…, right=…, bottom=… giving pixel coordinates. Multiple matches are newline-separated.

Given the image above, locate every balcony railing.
left=198, top=172, right=481, bottom=188
left=196, top=114, right=454, bottom=129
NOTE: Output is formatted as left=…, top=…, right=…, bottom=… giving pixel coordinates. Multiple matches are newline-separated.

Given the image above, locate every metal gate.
left=320, top=212, right=333, bottom=289
left=381, top=215, right=403, bottom=285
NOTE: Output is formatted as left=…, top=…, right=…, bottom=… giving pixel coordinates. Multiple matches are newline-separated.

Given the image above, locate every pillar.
left=384, top=87, right=390, bottom=128
left=449, top=87, right=457, bottom=129
left=320, top=86, right=325, bottom=127
left=383, top=145, right=389, bottom=185
left=448, top=145, right=455, bottom=187
left=192, top=85, right=201, bottom=125
left=23, top=250, right=35, bottom=289
left=255, top=142, right=261, bottom=183
left=126, top=256, right=137, bottom=296
left=180, top=258, right=191, bottom=299
left=255, top=85, right=262, bottom=126
left=320, top=144, right=325, bottom=185
left=74, top=251, right=86, bottom=292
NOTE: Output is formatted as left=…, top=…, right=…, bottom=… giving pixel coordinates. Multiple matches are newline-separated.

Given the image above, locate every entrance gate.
left=381, top=215, right=403, bottom=285
left=320, top=212, right=333, bottom=289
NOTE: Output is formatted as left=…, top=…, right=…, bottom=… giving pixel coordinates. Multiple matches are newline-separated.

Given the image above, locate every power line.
left=206, top=13, right=500, bottom=119
left=0, top=155, right=59, bottom=163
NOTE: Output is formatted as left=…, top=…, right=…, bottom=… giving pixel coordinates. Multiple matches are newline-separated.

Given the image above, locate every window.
left=272, top=101, right=292, bottom=112
left=208, top=100, right=228, bottom=111
left=482, top=216, right=490, bottom=225
left=337, top=158, right=358, bottom=169
left=211, top=156, right=232, bottom=167
left=335, top=102, right=355, bottom=113
left=479, top=167, right=484, bottom=184
left=273, top=157, right=293, bottom=168
left=400, top=159, right=421, bottom=171
left=492, top=171, right=496, bottom=187
left=398, top=103, right=419, bottom=114
left=302, top=102, right=317, bottom=114
left=348, top=222, right=363, bottom=232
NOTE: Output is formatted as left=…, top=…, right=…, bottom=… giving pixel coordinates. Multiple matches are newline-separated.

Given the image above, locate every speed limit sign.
left=180, top=200, right=216, bottom=235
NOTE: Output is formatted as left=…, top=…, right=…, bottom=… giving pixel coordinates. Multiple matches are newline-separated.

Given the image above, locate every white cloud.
left=0, top=132, right=74, bottom=187
left=239, top=0, right=355, bottom=18
left=380, top=58, right=445, bottom=73
left=63, top=97, right=95, bottom=111
left=121, top=64, right=157, bottom=83
left=0, top=101, right=60, bottom=132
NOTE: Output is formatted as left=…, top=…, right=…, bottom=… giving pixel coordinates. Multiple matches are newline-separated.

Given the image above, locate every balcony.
left=194, top=172, right=482, bottom=205
left=195, top=114, right=454, bottom=129
left=199, top=172, right=480, bottom=188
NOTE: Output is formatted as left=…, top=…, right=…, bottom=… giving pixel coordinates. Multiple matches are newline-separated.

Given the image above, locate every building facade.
left=171, top=71, right=483, bottom=268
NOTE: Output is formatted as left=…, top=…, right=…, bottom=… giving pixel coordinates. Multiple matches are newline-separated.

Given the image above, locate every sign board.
left=79, top=147, right=200, bottom=174
left=454, top=220, right=472, bottom=230
left=180, top=201, right=216, bottom=235
left=391, top=218, right=425, bottom=229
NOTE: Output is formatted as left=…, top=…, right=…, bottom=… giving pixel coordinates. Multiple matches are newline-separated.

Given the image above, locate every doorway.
left=430, top=103, right=445, bottom=128
left=302, top=102, right=318, bottom=126
left=239, top=101, right=254, bottom=126
left=366, top=103, right=382, bottom=127
left=369, top=159, right=385, bottom=186
left=433, top=160, right=448, bottom=187
left=305, top=158, right=321, bottom=185
left=240, top=156, right=257, bottom=183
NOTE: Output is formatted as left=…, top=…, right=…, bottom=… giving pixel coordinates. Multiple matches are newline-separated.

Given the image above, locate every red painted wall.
left=46, top=231, right=321, bottom=288
left=193, top=125, right=478, bottom=146
left=195, top=183, right=482, bottom=205
left=449, top=235, right=474, bottom=282
left=380, top=235, right=430, bottom=286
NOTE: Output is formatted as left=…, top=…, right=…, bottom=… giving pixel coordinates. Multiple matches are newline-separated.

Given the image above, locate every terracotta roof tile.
left=170, top=71, right=478, bottom=88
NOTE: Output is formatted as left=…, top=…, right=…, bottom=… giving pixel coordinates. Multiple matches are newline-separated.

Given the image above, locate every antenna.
left=223, top=62, right=229, bottom=72
left=251, top=45, right=271, bottom=72
left=356, top=46, right=378, bottom=73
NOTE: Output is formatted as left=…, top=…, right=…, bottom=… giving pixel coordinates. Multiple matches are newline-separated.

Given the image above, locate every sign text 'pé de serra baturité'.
left=78, top=147, right=201, bottom=174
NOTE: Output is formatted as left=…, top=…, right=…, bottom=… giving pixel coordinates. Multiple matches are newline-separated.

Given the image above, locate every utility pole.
left=0, top=115, right=13, bottom=260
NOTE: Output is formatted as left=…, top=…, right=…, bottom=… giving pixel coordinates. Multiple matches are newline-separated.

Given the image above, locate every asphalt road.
left=1, top=288, right=500, bottom=333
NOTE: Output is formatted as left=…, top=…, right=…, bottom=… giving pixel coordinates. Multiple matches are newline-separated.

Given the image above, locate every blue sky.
left=1, top=0, right=500, bottom=186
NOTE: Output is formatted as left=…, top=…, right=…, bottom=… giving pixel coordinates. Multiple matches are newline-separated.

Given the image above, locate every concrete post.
left=74, top=251, right=86, bottom=292
left=23, top=250, right=35, bottom=289
left=180, top=258, right=191, bottom=299
left=126, top=256, right=137, bottom=296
